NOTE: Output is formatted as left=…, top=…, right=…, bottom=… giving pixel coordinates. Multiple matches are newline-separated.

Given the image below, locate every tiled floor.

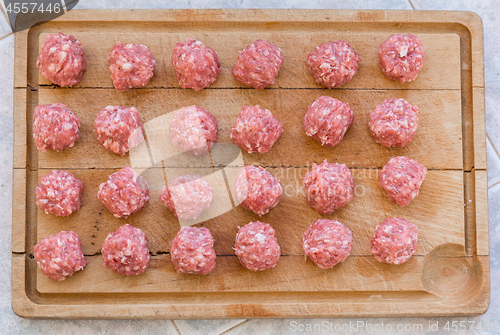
left=1, top=1, right=498, bottom=334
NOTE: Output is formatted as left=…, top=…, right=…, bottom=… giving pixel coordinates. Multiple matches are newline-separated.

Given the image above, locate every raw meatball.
left=170, top=226, right=216, bottom=275
left=34, top=231, right=87, bottom=281
left=303, top=96, right=354, bottom=147
left=232, top=39, right=284, bottom=89
left=36, top=170, right=83, bottom=217
left=379, top=34, right=425, bottom=83
left=306, top=40, right=360, bottom=88
left=108, top=42, right=156, bottom=92
left=33, top=103, right=81, bottom=152
left=169, top=105, right=218, bottom=156
left=370, top=217, right=418, bottom=264
left=160, top=175, right=213, bottom=220
left=37, top=32, right=86, bottom=87
left=234, top=165, right=283, bottom=216
left=303, top=160, right=354, bottom=215
left=101, top=224, right=150, bottom=276
left=234, top=221, right=280, bottom=271
left=230, top=105, right=283, bottom=153
left=302, top=219, right=353, bottom=269
left=171, top=38, right=221, bottom=91
left=379, top=156, right=427, bottom=207
left=369, top=98, right=419, bottom=148
left=97, top=167, right=149, bottom=218
left=94, top=105, right=145, bottom=156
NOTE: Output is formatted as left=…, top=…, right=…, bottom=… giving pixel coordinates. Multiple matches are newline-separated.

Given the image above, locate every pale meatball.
left=169, top=105, right=218, bottom=156
left=160, top=174, right=213, bottom=220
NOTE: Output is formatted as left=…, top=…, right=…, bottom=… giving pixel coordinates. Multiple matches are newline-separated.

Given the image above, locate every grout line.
left=489, top=179, right=500, bottom=190
left=219, top=320, right=249, bottom=335
left=0, top=31, right=13, bottom=42
left=171, top=320, right=183, bottom=335
left=486, top=133, right=500, bottom=160
left=0, top=2, right=12, bottom=32
left=408, top=0, right=421, bottom=10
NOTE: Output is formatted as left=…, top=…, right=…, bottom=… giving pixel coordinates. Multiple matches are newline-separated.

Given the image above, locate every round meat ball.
left=370, top=217, right=418, bottom=264
left=94, top=105, right=145, bottom=156
left=230, top=105, right=283, bottom=154
left=234, top=165, right=283, bottom=217
left=232, top=39, right=284, bottom=89
left=169, top=105, right=218, bottom=156
left=369, top=98, right=419, bottom=148
left=379, top=156, right=427, bottom=207
left=303, top=160, right=354, bottom=215
left=37, top=32, right=86, bottom=87
left=302, top=219, right=353, bottom=269
left=306, top=40, right=360, bottom=88
left=36, top=169, right=83, bottom=217
left=234, top=221, right=280, bottom=271
left=101, top=224, right=150, bottom=276
left=379, top=34, right=425, bottom=83
left=34, top=231, right=87, bottom=281
left=170, top=226, right=216, bottom=275
left=303, top=96, right=354, bottom=148
left=171, top=38, right=221, bottom=91
left=108, top=42, right=156, bottom=92
left=33, top=102, right=81, bottom=152
left=160, top=174, right=213, bottom=220
left=97, top=167, right=149, bottom=218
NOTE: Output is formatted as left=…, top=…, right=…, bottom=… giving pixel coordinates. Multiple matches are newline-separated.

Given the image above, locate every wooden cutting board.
left=12, top=9, right=489, bottom=318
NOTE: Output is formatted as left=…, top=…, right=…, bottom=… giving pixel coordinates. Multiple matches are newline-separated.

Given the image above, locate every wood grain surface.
left=12, top=9, right=489, bottom=318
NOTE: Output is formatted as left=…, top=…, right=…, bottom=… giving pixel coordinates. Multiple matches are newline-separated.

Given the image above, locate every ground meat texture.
left=170, top=226, right=216, bottom=275
left=369, top=98, right=419, bottom=148
left=108, top=42, right=156, bottom=92
left=94, top=105, right=145, bottom=156
left=169, top=105, right=218, bottom=156
left=101, top=224, right=150, bottom=276
left=231, top=39, right=284, bottom=89
left=37, top=32, right=86, bottom=87
left=379, top=156, right=427, bottom=207
left=302, top=219, right=353, bottom=269
left=379, top=34, right=425, bottom=83
left=234, top=165, right=283, bottom=217
left=33, top=103, right=81, bottom=152
left=303, top=160, right=354, bottom=215
left=97, top=167, right=149, bottom=218
left=306, top=40, right=360, bottom=88
left=36, top=170, right=83, bottom=217
left=171, top=38, right=221, bottom=91
left=234, top=221, right=280, bottom=271
left=160, top=175, right=213, bottom=220
left=34, top=231, right=87, bottom=281
left=370, top=217, right=418, bottom=264
left=303, top=96, right=354, bottom=147
left=230, top=105, right=283, bottom=153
